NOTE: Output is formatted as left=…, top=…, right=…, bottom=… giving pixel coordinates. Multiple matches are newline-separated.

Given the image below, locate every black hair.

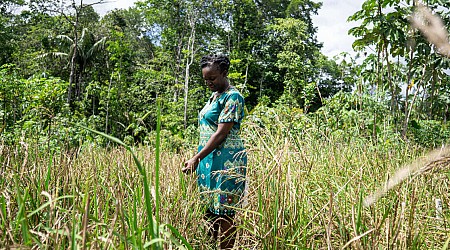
left=200, top=54, right=230, bottom=73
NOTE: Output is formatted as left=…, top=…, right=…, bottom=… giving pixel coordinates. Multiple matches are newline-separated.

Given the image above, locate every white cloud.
left=75, top=0, right=138, bottom=15
left=312, top=0, right=366, bottom=58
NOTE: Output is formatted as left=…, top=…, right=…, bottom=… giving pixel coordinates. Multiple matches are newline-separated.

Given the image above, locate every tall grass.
left=1, top=118, right=449, bottom=248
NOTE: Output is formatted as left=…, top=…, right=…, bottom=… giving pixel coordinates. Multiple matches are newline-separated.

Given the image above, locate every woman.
left=182, top=54, right=247, bottom=249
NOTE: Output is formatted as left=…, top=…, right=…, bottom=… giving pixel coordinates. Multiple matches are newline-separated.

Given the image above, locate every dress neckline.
left=210, top=85, right=233, bottom=103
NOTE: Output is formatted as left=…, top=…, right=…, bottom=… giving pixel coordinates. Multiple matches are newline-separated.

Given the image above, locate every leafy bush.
left=409, top=119, right=450, bottom=147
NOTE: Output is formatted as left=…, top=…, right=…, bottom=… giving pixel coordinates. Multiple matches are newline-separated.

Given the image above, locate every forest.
left=1, top=0, right=450, bottom=249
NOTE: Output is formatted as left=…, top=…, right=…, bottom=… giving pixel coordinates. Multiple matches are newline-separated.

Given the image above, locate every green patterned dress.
left=197, top=86, right=247, bottom=216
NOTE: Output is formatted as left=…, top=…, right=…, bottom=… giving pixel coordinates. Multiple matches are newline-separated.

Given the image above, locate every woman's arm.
left=182, top=122, right=234, bottom=173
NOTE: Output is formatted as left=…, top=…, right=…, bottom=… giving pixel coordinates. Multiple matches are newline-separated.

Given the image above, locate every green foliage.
left=409, top=120, right=450, bottom=147
left=317, top=92, right=387, bottom=128
left=1, top=0, right=449, bottom=149
left=250, top=88, right=450, bottom=149
left=6, top=105, right=448, bottom=248
left=2, top=0, right=450, bottom=248
left=0, top=64, right=24, bottom=128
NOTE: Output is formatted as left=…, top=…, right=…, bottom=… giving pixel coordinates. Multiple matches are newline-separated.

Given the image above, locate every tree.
left=34, top=0, right=106, bottom=105
left=41, top=27, right=107, bottom=103
left=349, top=0, right=450, bottom=138
left=0, top=0, right=26, bottom=65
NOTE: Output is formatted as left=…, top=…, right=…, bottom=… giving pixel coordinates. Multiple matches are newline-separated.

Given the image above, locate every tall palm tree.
left=39, top=28, right=107, bottom=104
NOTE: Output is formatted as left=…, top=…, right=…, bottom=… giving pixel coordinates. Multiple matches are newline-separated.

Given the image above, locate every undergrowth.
left=1, top=105, right=450, bottom=249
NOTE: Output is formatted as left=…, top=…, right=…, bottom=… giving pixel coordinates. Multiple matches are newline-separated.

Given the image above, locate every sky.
left=312, top=0, right=366, bottom=58
left=91, top=0, right=366, bottom=58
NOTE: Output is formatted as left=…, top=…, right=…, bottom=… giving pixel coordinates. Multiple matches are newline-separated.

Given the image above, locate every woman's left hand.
left=182, top=156, right=200, bottom=174
left=182, top=123, right=233, bottom=174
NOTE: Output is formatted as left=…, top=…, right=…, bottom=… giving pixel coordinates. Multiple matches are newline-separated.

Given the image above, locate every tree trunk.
left=77, top=66, right=84, bottom=101
left=68, top=0, right=80, bottom=106
left=429, top=66, right=437, bottom=117
left=68, top=44, right=77, bottom=105
left=444, top=104, right=448, bottom=124
left=383, top=38, right=396, bottom=114
left=402, top=41, right=415, bottom=138
left=183, top=13, right=196, bottom=129
left=404, top=65, right=427, bottom=138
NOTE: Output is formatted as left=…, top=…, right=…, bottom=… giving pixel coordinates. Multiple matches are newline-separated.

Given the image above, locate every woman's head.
left=200, top=55, right=230, bottom=93
left=200, top=54, right=230, bottom=73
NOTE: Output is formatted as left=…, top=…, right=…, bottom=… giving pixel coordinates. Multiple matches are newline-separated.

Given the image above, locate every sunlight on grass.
left=1, top=119, right=449, bottom=249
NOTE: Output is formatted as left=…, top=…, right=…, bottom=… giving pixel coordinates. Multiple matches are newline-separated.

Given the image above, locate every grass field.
left=1, top=120, right=449, bottom=249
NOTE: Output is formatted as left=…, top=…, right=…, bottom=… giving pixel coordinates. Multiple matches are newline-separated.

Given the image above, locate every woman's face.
left=202, top=65, right=228, bottom=93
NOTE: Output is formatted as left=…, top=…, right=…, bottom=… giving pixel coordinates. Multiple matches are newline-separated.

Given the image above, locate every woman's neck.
left=217, top=82, right=230, bottom=94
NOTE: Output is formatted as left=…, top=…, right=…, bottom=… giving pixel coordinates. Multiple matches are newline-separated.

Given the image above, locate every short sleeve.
left=219, top=92, right=245, bottom=124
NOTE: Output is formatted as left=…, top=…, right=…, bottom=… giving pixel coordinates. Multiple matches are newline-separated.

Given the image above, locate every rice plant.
left=1, top=117, right=449, bottom=249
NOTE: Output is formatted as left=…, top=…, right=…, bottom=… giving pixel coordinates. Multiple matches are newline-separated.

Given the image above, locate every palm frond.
left=36, top=52, right=69, bottom=61
left=55, top=35, right=73, bottom=46
left=79, top=28, right=89, bottom=46
left=86, top=37, right=107, bottom=60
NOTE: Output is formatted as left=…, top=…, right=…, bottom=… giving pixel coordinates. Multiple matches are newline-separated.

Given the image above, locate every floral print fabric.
left=197, top=86, right=247, bottom=216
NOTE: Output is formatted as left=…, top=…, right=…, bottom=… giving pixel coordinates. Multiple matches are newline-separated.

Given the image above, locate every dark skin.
left=182, top=65, right=232, bottom=173
left=182, top=65, right=237, bottom=249
left=182, top=121, right=233, bottom=173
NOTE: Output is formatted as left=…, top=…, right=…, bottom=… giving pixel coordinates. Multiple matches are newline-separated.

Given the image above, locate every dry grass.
left=364, top=145, right=450, bottom=207
left=1, top=122, right=450, bottom=249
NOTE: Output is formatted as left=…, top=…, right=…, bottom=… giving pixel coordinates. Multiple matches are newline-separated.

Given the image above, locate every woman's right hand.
left=182, top=156, right=200, bottom=174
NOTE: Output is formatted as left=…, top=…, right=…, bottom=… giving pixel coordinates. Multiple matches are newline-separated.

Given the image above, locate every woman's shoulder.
left=225, top=86, right=244, bottom=99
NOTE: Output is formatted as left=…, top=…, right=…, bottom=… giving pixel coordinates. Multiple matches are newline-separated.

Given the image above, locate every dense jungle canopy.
left=1, top=0, right=450, bottom=148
